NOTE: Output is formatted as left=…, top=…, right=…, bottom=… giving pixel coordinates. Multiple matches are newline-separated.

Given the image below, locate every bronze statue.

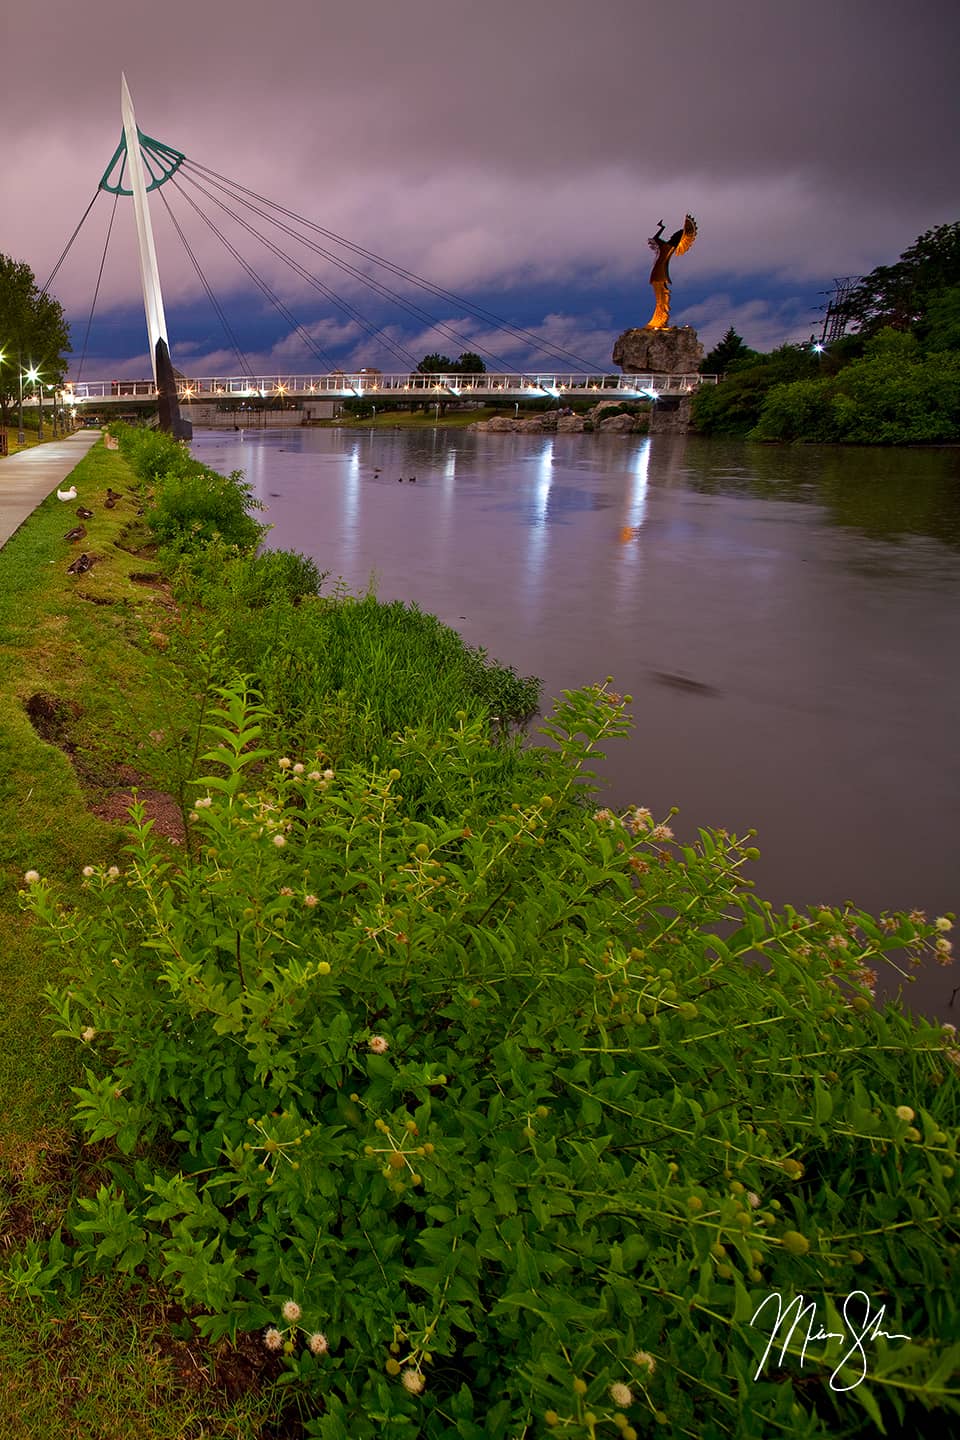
left=645, top=215, right=697, bottom=329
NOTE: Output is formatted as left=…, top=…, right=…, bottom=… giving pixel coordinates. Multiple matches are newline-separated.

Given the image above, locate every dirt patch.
left=24, top=692, right=82, bottom=750
left=75, top=591, right=115, bottom=606
left=129, top=571, right=163, bottom=585
left=90, top=786, right=186, bottom=846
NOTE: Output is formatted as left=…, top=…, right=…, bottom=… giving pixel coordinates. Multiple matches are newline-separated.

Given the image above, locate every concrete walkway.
left=0, top=430, right=103, bottom=550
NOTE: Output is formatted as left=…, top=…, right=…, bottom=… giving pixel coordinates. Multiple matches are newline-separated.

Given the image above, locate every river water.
left=190, top=426, right=960, bottom=1021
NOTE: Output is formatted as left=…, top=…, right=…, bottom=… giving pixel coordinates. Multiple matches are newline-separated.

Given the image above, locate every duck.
left=408, top=476, right=417, bottom=483
left=67, top=552, right=93, bottom=575
left=104, top=496, right=117, bottom=509
left=75, top=506, right=94, bottom=520
left=56, top=486, right=77, bottom=502
left=63, top=524, right=87, bottom=543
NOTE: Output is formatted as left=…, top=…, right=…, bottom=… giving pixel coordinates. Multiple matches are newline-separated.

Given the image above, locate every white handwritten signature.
left=749, top=1290, right=910, bottom=1391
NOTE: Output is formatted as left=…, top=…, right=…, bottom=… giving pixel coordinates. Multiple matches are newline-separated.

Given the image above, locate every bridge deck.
left=59, top=371, right=716, bottom=406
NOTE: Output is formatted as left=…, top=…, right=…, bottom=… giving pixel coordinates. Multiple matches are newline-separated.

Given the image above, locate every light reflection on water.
left=192, top=426, right=960, bottom=1020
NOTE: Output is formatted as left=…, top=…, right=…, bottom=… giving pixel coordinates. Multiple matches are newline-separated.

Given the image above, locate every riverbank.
left=0, top=438, right=289, bottom=1436
left=3, top=427, right=958, bottom=1437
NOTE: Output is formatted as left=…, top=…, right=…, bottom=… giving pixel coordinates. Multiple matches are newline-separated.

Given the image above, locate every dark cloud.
left=4, top=0, right=958, bottom=372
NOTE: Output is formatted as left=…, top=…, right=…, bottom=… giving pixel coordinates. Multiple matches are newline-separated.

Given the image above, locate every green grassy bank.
left=0, top=441, right=289, bottom=1435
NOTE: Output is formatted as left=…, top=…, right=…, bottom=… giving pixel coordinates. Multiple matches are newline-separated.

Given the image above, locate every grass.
left=1, top=420, right=79, bottom=456
left=0, top=439, right=289, bottom=1436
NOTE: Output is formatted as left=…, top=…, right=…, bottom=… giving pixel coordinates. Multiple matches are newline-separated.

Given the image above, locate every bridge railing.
left=63, top=372, right=718, bottom=402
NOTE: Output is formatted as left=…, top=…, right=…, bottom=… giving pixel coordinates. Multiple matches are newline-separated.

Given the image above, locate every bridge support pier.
left=155, top=339, right=192, bottom=439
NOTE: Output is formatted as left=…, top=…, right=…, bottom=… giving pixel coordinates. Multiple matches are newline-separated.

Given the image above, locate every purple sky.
left=4, top=0, right=958, bottom=378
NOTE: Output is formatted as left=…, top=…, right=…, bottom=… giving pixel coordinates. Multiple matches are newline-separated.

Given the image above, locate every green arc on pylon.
left=99, top=128, right=185, bottom=195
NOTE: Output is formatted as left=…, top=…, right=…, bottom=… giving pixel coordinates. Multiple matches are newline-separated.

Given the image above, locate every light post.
left=27, top=368, right=42, bottom=440
left=17, top=352, right=25, bottom=445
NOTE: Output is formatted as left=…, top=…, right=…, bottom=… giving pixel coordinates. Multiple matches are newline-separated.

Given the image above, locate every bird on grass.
left=67, top=553, right=94, bottom=575
left=56, top=486, right=77, bottom=502
left=63, top=524, right=87, bottom=543
left=76, top=506, right=94, bottom=520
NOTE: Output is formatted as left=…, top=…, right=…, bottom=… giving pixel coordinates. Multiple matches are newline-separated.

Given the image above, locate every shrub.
left=110, top=423, right=265, bottom=552
left=749, top=330, right=960, bottom=444
left=24, top=680, right=960, bottom=1439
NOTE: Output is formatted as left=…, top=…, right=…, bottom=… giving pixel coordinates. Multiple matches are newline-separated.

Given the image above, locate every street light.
left=17, top=352, right=26, bottom=445
left=27, top=368, right=41, bottom=440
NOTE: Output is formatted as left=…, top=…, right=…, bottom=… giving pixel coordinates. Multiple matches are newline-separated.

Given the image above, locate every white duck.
left=57, top=486, right=78, bottom=502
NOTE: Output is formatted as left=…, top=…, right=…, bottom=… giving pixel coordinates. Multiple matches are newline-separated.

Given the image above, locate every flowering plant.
left=24, top=680, right=960, bottom=1438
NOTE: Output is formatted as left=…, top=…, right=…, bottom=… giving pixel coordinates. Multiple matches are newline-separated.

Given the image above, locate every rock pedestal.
left=612, top=326, right=704, bottom=375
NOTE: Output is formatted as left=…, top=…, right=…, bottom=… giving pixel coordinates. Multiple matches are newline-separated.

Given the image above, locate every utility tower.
left=818, top=276, right=859, bottom=346
left=100, top=76, right=191, bottom=437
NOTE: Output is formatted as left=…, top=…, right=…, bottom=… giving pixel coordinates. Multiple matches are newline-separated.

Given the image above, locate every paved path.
left=0, top=431, right=103, bottom=550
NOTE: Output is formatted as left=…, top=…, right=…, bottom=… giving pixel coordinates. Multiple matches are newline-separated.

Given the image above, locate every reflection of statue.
left=645, top=214, right=697, bottom=329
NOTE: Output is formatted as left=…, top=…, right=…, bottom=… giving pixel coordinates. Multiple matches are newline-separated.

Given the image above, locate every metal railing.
left=61, top=371, right=718, bottom=404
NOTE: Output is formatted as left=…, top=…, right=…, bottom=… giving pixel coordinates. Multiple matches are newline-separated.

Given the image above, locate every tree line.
left=0, top=254, right=70, bottom=426
left=692, top=220, right=960, bottom=444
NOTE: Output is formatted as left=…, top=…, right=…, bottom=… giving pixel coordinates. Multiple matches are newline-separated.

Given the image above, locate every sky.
left=3, top=0, right=958, bottom=380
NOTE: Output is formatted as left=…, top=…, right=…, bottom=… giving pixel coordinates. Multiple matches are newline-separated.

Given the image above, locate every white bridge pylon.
left=121, top=73, right=169, bottom=388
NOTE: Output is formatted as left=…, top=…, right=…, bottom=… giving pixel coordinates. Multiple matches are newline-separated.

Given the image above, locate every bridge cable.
left=176, top=167, right=524, bottom=376
left=180, top=161, right=571, bottom=373
left=156, top=186, right=256, bottom=380
left=174, top=168, right=477, bottom=371
left=170, top=174, right=428, bottom=373
left=40, top=189, right=103, bottom=296
left=183, top=157, right=613, bottom=373
left=163, top=180, right=347, bottom=374
left=75, top=191, right=119, bottom=383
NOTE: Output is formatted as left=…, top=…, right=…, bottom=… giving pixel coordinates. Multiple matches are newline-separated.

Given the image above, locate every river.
left=190, top=425, right=960, bottom=1021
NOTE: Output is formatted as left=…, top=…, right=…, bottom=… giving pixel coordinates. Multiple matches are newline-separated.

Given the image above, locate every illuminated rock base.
left=612, top=326, right=704, bottom=375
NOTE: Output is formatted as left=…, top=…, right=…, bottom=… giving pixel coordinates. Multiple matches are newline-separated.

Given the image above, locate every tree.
left=690, top=345, right=818, bottom=437
left=748, top=328, right=960, bottom=445
left=845, top=221, right=960, bottom=335
left=916, top=283, right=960, bottom=353
left=0, top=254, right=71, bottom=425
left=416, top=353, right=453, bottom=374
left=453, top=351, right=486, bottom=375
left=700, top=327, right=756, bottom=375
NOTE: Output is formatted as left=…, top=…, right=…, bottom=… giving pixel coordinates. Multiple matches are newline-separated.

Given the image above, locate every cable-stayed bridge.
left=42, top=78, right=713, bottom=433
left=64, top=370, right=713, bottom=409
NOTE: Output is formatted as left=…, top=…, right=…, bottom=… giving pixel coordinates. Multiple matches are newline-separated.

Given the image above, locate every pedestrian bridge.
left=61, top=370, right=716, bottom=408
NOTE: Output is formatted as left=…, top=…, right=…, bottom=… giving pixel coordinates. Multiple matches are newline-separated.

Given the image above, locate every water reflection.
left=191, top=426, right=960, bottom=1021
left=682, top=438, right=960, bottom=551
left=523, top=439, right=553, bottom=616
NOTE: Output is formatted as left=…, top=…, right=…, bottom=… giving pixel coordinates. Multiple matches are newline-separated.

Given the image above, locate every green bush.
left=749, top=330, right=960, bottom=444
left=690, top=347, right=819, bottom=438
left=23, top=680, right=960, bottom=1439
left=110, top=423, right=265, bottom=552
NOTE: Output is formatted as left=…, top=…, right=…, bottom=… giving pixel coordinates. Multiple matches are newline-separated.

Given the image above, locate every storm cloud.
left=3, top=0, right=957, bottom=375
